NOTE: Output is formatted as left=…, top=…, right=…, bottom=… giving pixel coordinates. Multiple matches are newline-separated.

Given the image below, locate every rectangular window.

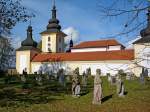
left=48, top=43, right=51, bottom=46
left=48, top=37, right=51, bottom=41
left=59, top=48, right=61, bottom=52
left=48, top=48, right=51, bottom=52
left=59, top=37, right=61, bottom=42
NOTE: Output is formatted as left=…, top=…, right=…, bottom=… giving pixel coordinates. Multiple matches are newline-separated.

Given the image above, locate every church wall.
left=71, top=45, right=122, bottom=53
left=108, top=45, right=121, bottom=51
left=41, top=33, right=57, bottom=53
left=71, top=48, right=107, bottom=52
left=56, top=33, right=65, bottom=52
left=31, top=60, right=133, bottom=76
left=16, top=51, right=31, bottom=74
left=133, top=44, right=150, bottom=77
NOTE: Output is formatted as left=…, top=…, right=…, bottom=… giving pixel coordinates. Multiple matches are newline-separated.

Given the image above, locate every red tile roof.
left=32, top=49, right=134, bottom=62
left=72, top=39, right=124, bottom=49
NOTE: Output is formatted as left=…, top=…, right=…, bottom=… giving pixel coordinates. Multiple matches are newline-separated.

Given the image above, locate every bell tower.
left=16, top=25, right=40, bottom=74
left=132, top=8, right=150, bottom=77
left=40, top=0, right=67, bottom=53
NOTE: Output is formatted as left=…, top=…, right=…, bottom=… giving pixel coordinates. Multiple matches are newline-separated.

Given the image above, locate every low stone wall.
left=7, top=69, right=19, bottom=75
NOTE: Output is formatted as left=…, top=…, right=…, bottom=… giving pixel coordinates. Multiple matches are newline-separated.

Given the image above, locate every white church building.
left=16, top=2, right=150, bottom=77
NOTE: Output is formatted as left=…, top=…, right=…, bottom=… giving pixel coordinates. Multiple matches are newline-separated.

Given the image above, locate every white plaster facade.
left=31, top=60, right=133, bottom=76
left=71, top=45, right=122, bottom=53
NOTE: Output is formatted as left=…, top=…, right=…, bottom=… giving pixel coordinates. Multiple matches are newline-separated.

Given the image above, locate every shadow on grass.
left=0, top=89, right=64, bottom=107
left=124, top=91, right=128, bottom=95
left=80, top=91, right=89, bottom=96
left=102, top=94, right=113, bottom=103
left=0, top=81, right=67, bottom=107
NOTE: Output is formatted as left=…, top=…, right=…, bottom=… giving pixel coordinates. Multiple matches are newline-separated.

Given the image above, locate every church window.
left=59, top=37, right=61, bottom=42
left=48, top=43, right=51, bottom=46
left=48, top=37, right=51, bottom=41
left=59, top=48, right=61, bottom=52
left=48, top=48, right=51, bottom=52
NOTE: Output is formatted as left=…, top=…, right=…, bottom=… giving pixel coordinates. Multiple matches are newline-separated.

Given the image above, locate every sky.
left=11, top=0, right=147, bottom=48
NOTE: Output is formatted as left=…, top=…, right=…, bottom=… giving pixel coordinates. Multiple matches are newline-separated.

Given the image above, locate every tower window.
left=59, top=37, right=61, bottom=42
left=59, top=48, right=61, bottom=52
left=48, top=37, right=51, bottom=41
left=48, top=43, right=51, bottom=46
left=48, top=48, right=51, bottom=52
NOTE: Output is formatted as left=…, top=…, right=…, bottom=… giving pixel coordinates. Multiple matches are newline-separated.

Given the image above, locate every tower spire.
left=52, top=0, right=56, bottom=19
left=53, top=0, right=55, bottom=7
left=45, top=0, right=61, bottom=31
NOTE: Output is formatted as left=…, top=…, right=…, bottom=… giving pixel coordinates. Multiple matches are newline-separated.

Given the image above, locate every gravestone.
left=58, top=69, right=65, bottom=87
left=86, top=67, right=91, bottom=76
left=20, top=68, right=27, bottom=82
left=116, top=76, right=125, bottom=97
left=82, top=71, right=87, bottom=87
left=111, top=76, right=116, bottom=85
left=35, top=67, right=43, bottom=85
left=72, top=68, right=80, bottom=97
left=107, top=73, right=111, bottom=82
left=126, top=72, right=133, bottom=80
left=92, top=69, right=103, bottom=105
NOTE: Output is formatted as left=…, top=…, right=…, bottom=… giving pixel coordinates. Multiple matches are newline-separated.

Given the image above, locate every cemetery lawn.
left=0, top=75, right=150, bottom=112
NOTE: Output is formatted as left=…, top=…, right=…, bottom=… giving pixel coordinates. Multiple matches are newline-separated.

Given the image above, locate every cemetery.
left=0, top=68, right=150, bottom=112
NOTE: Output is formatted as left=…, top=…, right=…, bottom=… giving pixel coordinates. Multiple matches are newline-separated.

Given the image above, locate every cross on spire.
left=52, top=0, right=56, bottom=19
left=53, top=0, right=55, bottom=7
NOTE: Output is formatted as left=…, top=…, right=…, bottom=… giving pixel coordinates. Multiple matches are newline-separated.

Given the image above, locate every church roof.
left=72, top=39, right=125, bottom=49
left=16, top=25, right=39, bottom=51
left=16, top=46, right=40, bottom=51
left=32, top=49, right=134, bottom=62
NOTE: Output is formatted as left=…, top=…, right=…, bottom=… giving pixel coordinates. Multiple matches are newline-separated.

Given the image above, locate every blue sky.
left=12, top=0, right=147, bottom=47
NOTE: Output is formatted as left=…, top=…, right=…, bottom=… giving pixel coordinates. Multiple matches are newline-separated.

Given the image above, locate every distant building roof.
left=32, top=49, right=134, bottom=62
left=72, top=39, right=125, bottom=49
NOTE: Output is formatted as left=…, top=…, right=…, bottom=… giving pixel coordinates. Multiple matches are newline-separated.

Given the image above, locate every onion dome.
left=21, top=25, right=37, bottom=47
left=46, top=5, right=61, bottom=31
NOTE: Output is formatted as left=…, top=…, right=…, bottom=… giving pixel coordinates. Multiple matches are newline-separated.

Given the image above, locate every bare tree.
left=0, top=0, right=34, bottom=35
left=0, top=36, right=14, bottom=71
left=0, top=0, right=34, bottom=72
left=98, top=0, right=149, bottom=38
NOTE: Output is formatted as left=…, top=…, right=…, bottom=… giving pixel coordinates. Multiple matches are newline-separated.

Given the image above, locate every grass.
left=0, top=75, right=150, bottom=112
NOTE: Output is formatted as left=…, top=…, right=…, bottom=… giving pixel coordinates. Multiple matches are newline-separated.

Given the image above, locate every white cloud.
left=63, top=27, right=79, bottom=44
left=126, top=36, right=141, bottom=48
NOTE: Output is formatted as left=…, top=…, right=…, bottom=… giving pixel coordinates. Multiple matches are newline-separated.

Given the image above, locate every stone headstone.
left=75, top=82, right=81, bottom=97
left=107, top=73, right=111, bottom=82
left=140, top=73, right=145, bottom=84
left=126, top=72, right=132, bottom=80
left=72, top=69, right=80, bottom=97
left=82, top=71, right=87, bottom=87
left=116, top=76, right=125, bottom=97
left=92, top=69, right=103, bottom=105
left=58, top=69, right=65, bottom=87
left=111, top=76, right=116, bottom=85
left=86, top=67, right=91, bottom=76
